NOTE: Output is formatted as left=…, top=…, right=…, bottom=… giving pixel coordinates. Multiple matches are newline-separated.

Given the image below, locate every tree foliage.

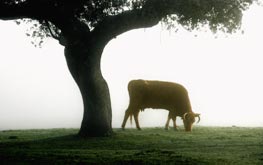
left=0, top=0, right=256, bottom=47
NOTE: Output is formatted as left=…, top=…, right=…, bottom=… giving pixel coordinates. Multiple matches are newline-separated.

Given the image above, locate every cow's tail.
left=129, top=114, right=133, bottom=125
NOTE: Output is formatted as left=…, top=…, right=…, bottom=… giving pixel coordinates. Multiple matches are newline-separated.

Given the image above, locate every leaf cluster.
left=162, top=0, right=253, bottom=34
left=15, top=19, right=53, bottom=47
left=76, top=0, right=146, bottom=28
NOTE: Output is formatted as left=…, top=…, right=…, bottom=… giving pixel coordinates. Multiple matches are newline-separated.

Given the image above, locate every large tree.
left=0, top=0, right=254, bottom=137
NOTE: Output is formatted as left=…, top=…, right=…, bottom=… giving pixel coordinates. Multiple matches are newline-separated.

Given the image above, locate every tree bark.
left=64, top=42, right=112, bottom=137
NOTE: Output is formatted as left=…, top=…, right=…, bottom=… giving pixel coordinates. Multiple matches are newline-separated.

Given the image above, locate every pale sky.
left=0, top=4, right=263, bottom=130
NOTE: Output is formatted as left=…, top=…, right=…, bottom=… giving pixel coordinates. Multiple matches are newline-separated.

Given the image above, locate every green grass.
left=0, top=127, right=262, bottom=164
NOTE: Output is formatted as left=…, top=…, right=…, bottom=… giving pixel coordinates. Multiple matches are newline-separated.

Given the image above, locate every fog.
left=0, top=5, right=263, bottom=130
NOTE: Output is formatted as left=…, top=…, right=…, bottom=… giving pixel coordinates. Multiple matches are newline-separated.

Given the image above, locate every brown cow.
left=121, top=79, right=200, bottom=131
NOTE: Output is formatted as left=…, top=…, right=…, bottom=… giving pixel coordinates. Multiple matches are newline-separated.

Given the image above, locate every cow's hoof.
left=173, top=128, right=178, bottom=131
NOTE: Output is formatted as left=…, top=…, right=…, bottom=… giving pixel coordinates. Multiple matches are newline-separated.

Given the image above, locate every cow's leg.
left=165, top=113, right=171, bottom=130
left=172, top=117, right=178, bottom=131
left=134, top=111, right=141, bottom=130
left=121, top=110, right=131, bottom=130
left=165, top=111, right=175, bottom=130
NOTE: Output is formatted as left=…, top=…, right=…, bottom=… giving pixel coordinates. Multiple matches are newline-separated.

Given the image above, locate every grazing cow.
left=121, top=79, right=200, bottom=131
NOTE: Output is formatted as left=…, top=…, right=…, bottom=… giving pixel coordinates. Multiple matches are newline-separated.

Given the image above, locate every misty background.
left=0, top=5, right=262, bottom=130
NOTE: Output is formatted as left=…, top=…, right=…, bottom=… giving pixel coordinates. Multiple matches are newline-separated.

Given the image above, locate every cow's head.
left=182, top=112, right=200, bottom=132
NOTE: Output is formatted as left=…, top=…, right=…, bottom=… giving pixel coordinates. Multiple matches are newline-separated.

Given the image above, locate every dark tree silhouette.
left=0, top=0, right=254, bottom=137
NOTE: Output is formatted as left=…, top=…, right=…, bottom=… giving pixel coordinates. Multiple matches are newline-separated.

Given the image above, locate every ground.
left=0, top=127, right=262, bottom=164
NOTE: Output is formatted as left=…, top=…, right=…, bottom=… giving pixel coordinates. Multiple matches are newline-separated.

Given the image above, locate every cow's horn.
left=195, top=113, right=201, bottom=123
left=183, top=113, right=188, bottom=120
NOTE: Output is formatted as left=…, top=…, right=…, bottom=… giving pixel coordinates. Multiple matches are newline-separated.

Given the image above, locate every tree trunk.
left=64, top=43, right=113, bottom=137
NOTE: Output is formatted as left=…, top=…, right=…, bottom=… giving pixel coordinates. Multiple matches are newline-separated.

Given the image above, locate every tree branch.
left=92, top=8, right=160, bottom=41
left=44, top=20, right=60, bottom=40
left=92, top=0, right=183, bottom=40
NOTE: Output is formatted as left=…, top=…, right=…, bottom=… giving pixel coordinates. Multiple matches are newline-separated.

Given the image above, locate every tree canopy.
left=0, top=0, right=254, bottom=47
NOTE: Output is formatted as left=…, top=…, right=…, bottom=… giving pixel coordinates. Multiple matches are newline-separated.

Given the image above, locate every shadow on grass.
left=0, top=130, right=207, bottom=164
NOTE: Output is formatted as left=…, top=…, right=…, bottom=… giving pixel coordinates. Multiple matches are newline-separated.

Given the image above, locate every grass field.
left=0, top=127, right=262, bottom=164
